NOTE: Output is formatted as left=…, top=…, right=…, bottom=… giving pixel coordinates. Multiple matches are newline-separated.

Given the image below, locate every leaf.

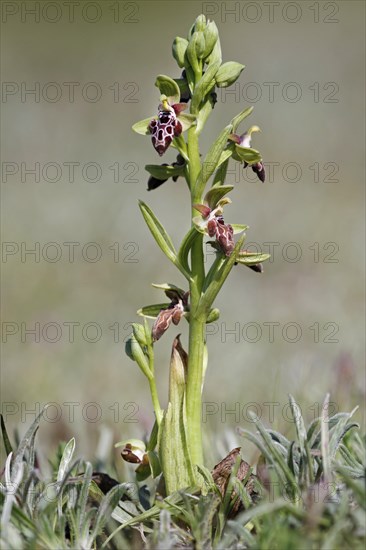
left=155, top=75, right=180, bottom=105
left=0, top=414, right=13, bottom=456
left=329, top=406, right=359, bottom=458
left=204, top=185, right=233, bottom=210
left=147, top=451, right=162, bottom=478
left=89, top=484, right=128, bottom=545
left=217, top=148, right=233, bottom=167
left=171, top=133, right=189, bottom=162
left=190, top=60, right=220, bottom=114
left=212, top=158, right=230, bottom=187
left=321, top=393, right=331, bottom=483
left=289, top=395, right=307, bottom=456
left=231, top=106, right=254, bottom=133
left=177, top=227, right=200, bottom=275
left=11, top=406, right=45, bottom=481
left=76, top=461, right=93, bottom=533
left=57, top=437, right=76, bottom=483
left=196, top=97, right=214, bottom=135
left=198, top=236, right=245, bottom=315
left=132, top=117, right=155, bottom=136
left=139, top=201, right=177, bottom=265
left=195, top=124, right=233, bottom=196
left=137, top=303, right=170, bottom=319
left=158, top=337, right=195, bottom=494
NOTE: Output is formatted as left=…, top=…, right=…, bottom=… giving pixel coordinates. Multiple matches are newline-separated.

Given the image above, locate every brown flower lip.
left=194, top=203, right=234, bottom=257
left=148, top=98, right=187, bottom=156
left=152, top=290, right=189, bottom=341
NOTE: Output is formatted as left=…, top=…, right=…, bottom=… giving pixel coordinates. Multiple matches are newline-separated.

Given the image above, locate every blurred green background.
left=1, top=0, right=365, bottom=470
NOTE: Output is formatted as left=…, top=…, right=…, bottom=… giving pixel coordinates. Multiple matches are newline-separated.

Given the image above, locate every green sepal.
left=192, top=216, right=207, bottom=234
left=232, top=144, right=262, bottom=165
left=204, top=185, right=234, bottom=210
left=231, top=106, right=254, bottom=133
left=195, top=124, right=233, bottom=196
left=172, top=37, right=188, bottom=68
left=178, top=113, right=197, bottom=132
left=135, top=463, right=150, bottom=482
left=215, top=61, right=245, bottom=88
left=235, top=251, right=271, bottom=265
left=231, top=223, right=249, bottom=234
left=151, top=282, right=186, bottom=295
left=139, top=201, right=177, bottom=265
left=145, top=164, right=184, bottom=181
left=174, top=77, right=190, bottom=98
left=132, top=117, right=155, bottom=136
left=155, top=75, right=180, bottom=105
left=137, top=304, right=172, bottom=319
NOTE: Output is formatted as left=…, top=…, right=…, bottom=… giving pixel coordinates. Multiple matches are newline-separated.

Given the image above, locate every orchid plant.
left=119, top=15, right=270, bottom=495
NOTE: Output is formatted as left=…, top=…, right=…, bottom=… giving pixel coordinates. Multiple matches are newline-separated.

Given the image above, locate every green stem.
left=185, top=125, right=206, bottom=467
left=148, top=377, right=163, bottom=427
left=148, top=343, right=163, bottom=426
left=186, top=316, right=205, bottom=466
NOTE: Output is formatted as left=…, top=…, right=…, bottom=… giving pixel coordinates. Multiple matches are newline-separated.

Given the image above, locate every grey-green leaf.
left=139, top=201, right=177, bottom=265
left=195, top=124, right=233, bottom=196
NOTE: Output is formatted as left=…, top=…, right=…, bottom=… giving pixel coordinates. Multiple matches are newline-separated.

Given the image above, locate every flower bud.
left=172, top=37, right=188, bottom=68
left=132, top=322, right=147, bottom=347
left=194, top=14, right=206, bottom=32
left=186, top=32, right=205, bottom=73
left=215, top=61, right=245, bottom=88
left=203, top=21, right=219, bottom=59
left=194, top=31, right=206, bottom=59
left=126, top=335, right=152, bottom=379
